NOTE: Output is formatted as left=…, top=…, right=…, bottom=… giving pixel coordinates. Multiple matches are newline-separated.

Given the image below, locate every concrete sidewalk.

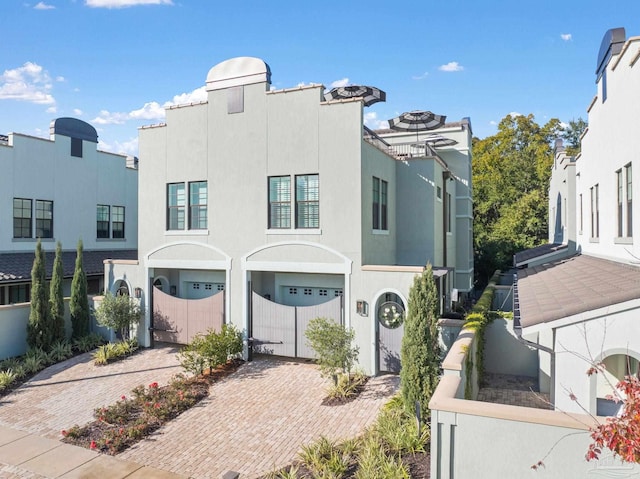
left=0, top=424, right=187, bottom=479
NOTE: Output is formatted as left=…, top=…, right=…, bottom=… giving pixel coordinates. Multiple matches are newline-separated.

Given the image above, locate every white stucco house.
left=429, top=27, right=640, bottom=479
left=515, top=27, right=640, bottom=417
left=107, top=56, right=473, bottom=375
left=0, top=118, right=138, bottom=359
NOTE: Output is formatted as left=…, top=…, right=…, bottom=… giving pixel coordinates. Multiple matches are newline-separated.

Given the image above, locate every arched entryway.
left=595, top=352, right=640, bottom=416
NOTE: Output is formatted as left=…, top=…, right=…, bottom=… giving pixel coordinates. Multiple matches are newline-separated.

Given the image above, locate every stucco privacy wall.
left=429, top=325, right=640, bottom=479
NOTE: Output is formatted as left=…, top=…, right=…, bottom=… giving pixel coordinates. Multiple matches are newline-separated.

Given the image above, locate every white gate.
left=251, top=292, right=342, bottom=359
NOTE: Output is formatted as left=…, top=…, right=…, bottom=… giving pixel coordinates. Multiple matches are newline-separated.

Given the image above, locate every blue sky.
left=2, top=0, right=640, bottom=156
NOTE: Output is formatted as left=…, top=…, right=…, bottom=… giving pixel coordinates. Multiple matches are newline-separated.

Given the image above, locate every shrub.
left=73, top=333, right=105, bottom=353
left=326, top=370, right=367, bottom=400
left=400, top=264, right=441, bottom=421
left=49, top=341, right=73, bottom=363
left=305, top=317, right=359, bottom=385
left=178, top=325, right=242, bottom=375
left=0, top=369, right=18, bottom=391
left=94, top=292, right=142, bottom=340
left=70, top=240, right=90, bottom=339
left=92, top=339, right=138, bottom=366
left=27, top=239, right=53, bottom=350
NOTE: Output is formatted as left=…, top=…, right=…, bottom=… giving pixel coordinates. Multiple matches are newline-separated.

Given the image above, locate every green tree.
left=70, top=240, right=90, bottom=339
left=305, top=317, right=359, bottom=384
left=561, top=117, right=587, bottom=156
left=473, top=113, right=563, bottom=285
left=27, top=239, right=51, bottom=349
left=94, top=291, right=142, bottom=340
left=49, top=241, right=66, bottom=343
left=400, top=264, right=441, bottom=421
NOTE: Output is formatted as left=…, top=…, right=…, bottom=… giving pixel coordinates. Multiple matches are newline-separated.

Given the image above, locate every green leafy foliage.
left=400, top=264, right=441, bottom=421
left=178, top=325, right=242, bottom=375
left=92, top=339, right=139, bottom=366
left=73, top=333, right=105, bottom=353
left=49, top=340, right=73, bottom=362
left=70, top=240, right=90, bottom=339
left=49, top=242, right=66, bottom=343
left=27, top=239, right=52, bottom=350
left=94, top=291, right=142, bottom=340
left=305, top=317, right=359, bottom=384
left=473, top=114, right=563, bottom=285
left=561, top=117, right=587, bottom=156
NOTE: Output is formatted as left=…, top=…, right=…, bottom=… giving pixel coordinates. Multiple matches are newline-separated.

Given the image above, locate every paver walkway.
left=0, top=348, right=399, bottom=478
left=476, top=372, right=552, bottom=409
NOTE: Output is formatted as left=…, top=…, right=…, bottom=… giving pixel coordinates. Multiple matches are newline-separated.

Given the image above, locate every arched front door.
left=377, top=292, right=406, bottom=373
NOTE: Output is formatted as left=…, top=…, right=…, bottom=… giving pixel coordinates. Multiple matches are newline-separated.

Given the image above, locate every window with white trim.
left=373, top=176, right=388, bottom=230
left=268, top=176, right=291, bottom=229
left=295, top=174, right=319, bottom=229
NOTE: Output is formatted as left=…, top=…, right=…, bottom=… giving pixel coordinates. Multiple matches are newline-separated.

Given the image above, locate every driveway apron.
left=0, top=348, right=398, bottom=478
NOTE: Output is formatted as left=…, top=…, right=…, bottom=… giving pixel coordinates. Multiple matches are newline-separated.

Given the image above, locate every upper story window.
left=626, top=163, right=633, bottom=237
left=617, top=169, right=624, bottom=237
left=112, top=206, right=125, bottom=239
left=189, top=181, right=208, bottom=230
left=71, top=137, right=83, bottom=158
left=372, top=176, right=388, bottom=230
left=13, top=198, right=32, bottom=238
left=591, top=184, right=599, bottom=239
left=268, top=176, right=291, bottom=229
left=445, top=192, right=452, bottom=233
left=167, top=182, right=207, bottom=231
left=167, top=183, right=186, bottom=230
left=35, top=200, right=53, bottom=239
left=97, top=205, right=125, bottom=239
left=296, top=174, right=319, bottom=229
left=97, top=205, right=110, bottom=238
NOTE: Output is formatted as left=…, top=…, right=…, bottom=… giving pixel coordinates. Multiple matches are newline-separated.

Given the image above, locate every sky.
left=2, top=0, right=640, bottom=157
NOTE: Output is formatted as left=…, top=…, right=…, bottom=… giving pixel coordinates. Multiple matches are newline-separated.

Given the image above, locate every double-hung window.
left=626, top=163, right=633, bottom=237
left=13, top=198, right=32, bottom=238
left=35, top=200, right=53, bottom=239
left=617, top=169, right=624, bottom=237
left=591, top=184, right=599, bottom=238
left=97, top=205, right=110, bottom=238
left=295, top=174, right=319, bottom=229
left=167, top=183, right=186, bottom=230
left=268, top=176, right=291, bottom=229
left=112, top=206, right=125, bottom=239
left=372, top=177, right=388, bottom=230
left=189, top=181, right=208, bottom=230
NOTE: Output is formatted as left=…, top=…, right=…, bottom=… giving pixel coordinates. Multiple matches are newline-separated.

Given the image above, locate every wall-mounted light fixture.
left=356, top=300, right=368, bottom=316
left=134, top=287, right=142, bottom=298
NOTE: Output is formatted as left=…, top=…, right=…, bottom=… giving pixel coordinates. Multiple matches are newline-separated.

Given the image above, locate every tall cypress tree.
left=27, top=239, right=49, bottom=349
left=49, top=241, right=66, bottom=343
left=400, top=263, right=441, bottom=421
left=70, top=239, right=90, bottom=339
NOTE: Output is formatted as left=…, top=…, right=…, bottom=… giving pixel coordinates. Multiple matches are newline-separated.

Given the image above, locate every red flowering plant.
left=586, top=374, right=640, bottom=463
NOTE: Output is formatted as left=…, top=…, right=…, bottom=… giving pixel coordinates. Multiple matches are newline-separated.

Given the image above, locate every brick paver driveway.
left=0, top=347, right=399, bottom=479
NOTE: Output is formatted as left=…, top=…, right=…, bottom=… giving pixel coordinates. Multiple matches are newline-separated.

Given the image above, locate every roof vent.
left=206, top=57, right=271, bottom=92
left=596, top=27, right=626, bottom=81
left=50, top=117, right=98, bottom=143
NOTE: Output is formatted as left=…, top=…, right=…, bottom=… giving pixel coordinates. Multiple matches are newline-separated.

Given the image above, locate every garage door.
left=186, top=282, right=225, bottom=300
left=281, top=286, right=343, bottom=307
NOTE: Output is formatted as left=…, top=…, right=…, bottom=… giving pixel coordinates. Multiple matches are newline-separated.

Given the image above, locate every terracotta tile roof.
left=0, top=249, right=137, bottom=283
left=516, top=254, right=640, bottom=329
left=513, top=243, right=567, bottom=266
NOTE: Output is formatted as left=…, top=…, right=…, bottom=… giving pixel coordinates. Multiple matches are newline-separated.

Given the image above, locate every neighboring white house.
left=517, top=27, right=640, bottom=416
left=429, top=28, right=640, bottom=479
left=0, top=118, right=138, bottom=359
left=106, top=56, right=473, bottom=375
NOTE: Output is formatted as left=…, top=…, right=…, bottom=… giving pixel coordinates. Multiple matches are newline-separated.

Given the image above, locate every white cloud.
left=560, top=33, right=572, bottom=41
left=508, top=111, right=523, bottom=118
left=0, top=62, right=55, bottom=104
left=91, top=85, right=206, bottom=125
left=99, top=137, right=139, bottom=156
left=489, top=120, right=497, bottom=126
left=330, top=78, right=349, bottom=88
left=363, top=111, right=389, bottom=130
left=411, top=72, right=429, bottom=80
left=34, top=2, right=55, bottom=9
left=73, top=108, right=83, bottom=115
left=55, top=76, right=65, bottom=82
left=438, top=61, right=464, bottom=72
left=46, top=106, right=56, bottom=113
left=85, top=0, right=172, bottom=8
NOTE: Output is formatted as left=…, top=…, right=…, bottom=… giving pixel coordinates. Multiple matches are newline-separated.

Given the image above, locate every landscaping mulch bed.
left=61, top=359, right=242, bottom=455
